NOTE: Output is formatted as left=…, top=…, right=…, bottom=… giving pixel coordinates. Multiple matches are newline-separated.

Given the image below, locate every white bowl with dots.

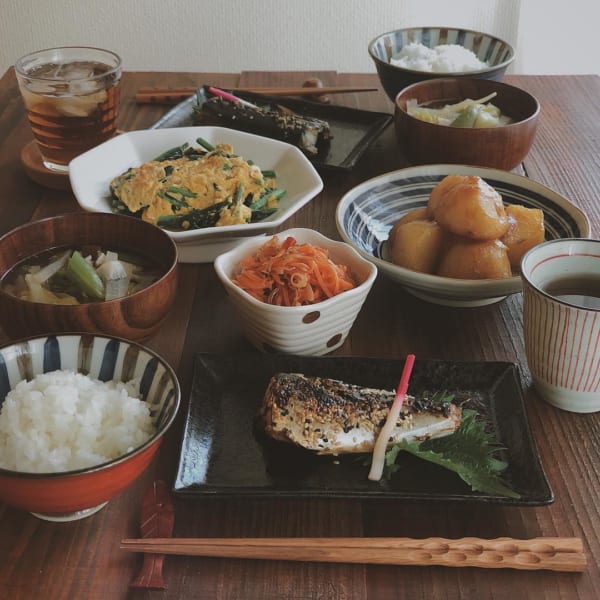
left=214, top=228, right=377, bottom=355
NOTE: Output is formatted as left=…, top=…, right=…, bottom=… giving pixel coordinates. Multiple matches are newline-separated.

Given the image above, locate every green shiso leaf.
left=383, top=408, right=521, bottom=499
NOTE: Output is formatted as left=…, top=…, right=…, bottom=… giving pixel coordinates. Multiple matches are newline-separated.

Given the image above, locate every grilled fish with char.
left=193, top=87, right=333, bottom=158
left=260, top=373, right=462, bottom=455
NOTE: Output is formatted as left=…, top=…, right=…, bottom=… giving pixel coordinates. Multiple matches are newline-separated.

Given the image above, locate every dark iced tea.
left=15, top=48, right=121, bottom=171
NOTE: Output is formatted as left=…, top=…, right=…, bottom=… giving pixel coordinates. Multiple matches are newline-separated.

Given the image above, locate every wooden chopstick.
left=120, top=536, right=587, bottom=572
left=135, top=86, right=378, bottom=105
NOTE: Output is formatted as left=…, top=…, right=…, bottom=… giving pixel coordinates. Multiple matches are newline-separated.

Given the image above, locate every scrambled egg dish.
left=109, top=141, right=284, bottom=230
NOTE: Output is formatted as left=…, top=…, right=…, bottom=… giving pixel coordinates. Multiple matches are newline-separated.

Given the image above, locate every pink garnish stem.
left=208, top=86, right=259, bottom=109
left=368, top=354, right=416, bottom=482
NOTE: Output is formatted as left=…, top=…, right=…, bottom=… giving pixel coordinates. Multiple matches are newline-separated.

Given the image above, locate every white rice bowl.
left=0, top=369, right=155, bottom=473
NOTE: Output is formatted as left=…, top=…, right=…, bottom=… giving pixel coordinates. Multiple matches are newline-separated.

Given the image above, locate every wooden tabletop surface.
left=0, top=69, right=599, bottom=600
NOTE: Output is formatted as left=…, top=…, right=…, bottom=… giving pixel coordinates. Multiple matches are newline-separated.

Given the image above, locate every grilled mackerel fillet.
left=260, top=373, right=462, bottom=455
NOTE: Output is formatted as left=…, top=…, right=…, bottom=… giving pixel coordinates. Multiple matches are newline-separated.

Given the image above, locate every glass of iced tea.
left=15, top=46, right=121, bottom=172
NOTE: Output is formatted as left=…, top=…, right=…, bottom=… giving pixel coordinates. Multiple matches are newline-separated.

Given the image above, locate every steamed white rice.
left=0, top=370, right=155, bottom=473
left=390, top=42, right=488, bottom=72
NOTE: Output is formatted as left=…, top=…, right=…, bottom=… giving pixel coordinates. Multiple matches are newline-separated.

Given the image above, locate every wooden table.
left=0, top=69, right=599, bottom=600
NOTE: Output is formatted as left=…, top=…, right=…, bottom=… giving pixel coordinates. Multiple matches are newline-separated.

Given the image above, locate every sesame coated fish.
left=260, top=373, right=462, bottom=455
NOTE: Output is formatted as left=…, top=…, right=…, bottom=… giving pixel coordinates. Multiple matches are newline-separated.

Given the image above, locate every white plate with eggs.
left=69, top=126, right=323, bottom=263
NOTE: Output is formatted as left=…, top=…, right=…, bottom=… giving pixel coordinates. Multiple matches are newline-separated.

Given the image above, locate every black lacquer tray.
left=174, top=354, right=553, bottom=505
left=151, top=89, right=393, bottom=171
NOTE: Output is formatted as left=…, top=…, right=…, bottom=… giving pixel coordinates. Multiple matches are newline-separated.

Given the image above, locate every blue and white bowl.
left=0, top=333, right=180, bottom=520
left=369, top=26, right=515, bottom=101
left=336, top=164, right=590, bottom=307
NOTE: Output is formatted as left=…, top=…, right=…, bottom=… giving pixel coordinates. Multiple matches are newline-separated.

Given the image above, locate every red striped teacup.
left=521, top=238, right=600, bottom=413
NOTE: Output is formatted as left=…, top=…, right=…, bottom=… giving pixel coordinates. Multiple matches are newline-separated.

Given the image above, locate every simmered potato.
left=388, top=207, right=430, bottom=247
left=387, top=175, right=545, bottom=281
left=501, top=204, right=545, bottom=268
left=397, top=206, right=430, bottom=226
left=428, top=175, right=510, bottom=241
left=390, top=219, right=445, bottom=274
left=437, top=238, right=512, bottom=279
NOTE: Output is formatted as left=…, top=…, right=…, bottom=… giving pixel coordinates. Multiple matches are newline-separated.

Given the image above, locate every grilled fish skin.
left=193, top=89, right=333, bottom=158
left=260, top=373, right=462, bottom=455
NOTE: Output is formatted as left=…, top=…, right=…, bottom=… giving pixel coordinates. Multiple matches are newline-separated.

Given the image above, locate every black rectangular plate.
left=150, top=90, right=393, bottom=172
left=174, top=354, right=553, bottom=505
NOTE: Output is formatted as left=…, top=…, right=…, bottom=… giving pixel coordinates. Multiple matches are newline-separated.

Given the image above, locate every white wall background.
left=0, top=0, right=598, bottom=76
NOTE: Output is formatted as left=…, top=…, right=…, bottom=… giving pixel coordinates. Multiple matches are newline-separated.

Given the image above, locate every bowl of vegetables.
left=394, top=77, right=540, bottom=170
left=214, top=228, right=377, bottom=355
left=0, top=212, right=178, bottom=341
left=69, top=126, right=324, bottom=263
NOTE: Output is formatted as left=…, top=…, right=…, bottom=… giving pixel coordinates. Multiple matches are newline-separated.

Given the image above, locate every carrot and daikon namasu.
left=232, top=235, right=356, bottom=307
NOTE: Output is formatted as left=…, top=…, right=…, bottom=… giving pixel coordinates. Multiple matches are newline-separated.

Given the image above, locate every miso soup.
left=1, top=245, right=163, bottom=304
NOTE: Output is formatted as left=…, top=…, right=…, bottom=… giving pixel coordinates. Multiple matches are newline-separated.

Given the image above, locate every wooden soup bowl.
left=394, top=77, right=540, bottom=170
left=0, top=212, right=178, bottom=341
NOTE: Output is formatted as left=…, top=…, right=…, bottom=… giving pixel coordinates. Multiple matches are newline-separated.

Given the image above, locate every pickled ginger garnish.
left=368, top=354, right=416, bottom=481
left=208, top=86, right=259, bottom=109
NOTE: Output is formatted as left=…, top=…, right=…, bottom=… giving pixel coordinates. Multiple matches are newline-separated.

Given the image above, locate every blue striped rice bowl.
left=0, top=333, right=180, bottom=518
left=0, top=334, right=179, bottom=430
left=369, top=27, right=515, bottom=101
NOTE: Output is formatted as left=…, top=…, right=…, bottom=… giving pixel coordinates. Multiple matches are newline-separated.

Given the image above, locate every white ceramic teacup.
left=521, top=238, right=600, bottom=413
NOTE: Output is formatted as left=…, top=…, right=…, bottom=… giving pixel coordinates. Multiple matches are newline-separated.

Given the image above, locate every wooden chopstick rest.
left=120, top=536, right=586, bottom=572
left=129, top=480, right=174, bottom=590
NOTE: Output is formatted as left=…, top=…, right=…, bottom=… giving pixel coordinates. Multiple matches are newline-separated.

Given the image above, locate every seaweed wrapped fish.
left=260, top=373, right=462, bottom=455
left=192, top=87, right=333, bottom=158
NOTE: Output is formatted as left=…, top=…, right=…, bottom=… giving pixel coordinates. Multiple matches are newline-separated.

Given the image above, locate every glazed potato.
left=428, top=175, right=510, bottom=241
left=390, top=219, right=445, bottom=274
left=387, top=207, right=430, bottom=247
left=437, top=238, right=512, bottom=279
left=501, top=204, right=545, bottom=268
left=397, top=206, right=430, bottom=226
left=391, top=176, right=545, bottom=280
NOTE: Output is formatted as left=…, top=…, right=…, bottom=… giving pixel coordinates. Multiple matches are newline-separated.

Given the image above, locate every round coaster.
left=20, top=140, right=71, bottom=191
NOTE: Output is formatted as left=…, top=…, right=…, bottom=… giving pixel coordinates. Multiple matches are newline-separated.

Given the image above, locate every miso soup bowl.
left=214, top=228, right=377, bottom=355
left=0, top=333, right=180, bottom=520
left=394, top=77, right=540, bottom=170
left=0, top=213, right=178, bottom=341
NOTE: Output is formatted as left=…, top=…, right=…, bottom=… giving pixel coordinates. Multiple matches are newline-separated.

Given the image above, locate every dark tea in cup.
left=542, top=273, right=600, bottom=309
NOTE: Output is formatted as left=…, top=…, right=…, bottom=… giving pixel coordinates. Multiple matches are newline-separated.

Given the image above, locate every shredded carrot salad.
left=232, top=236, right=357, bottom=306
